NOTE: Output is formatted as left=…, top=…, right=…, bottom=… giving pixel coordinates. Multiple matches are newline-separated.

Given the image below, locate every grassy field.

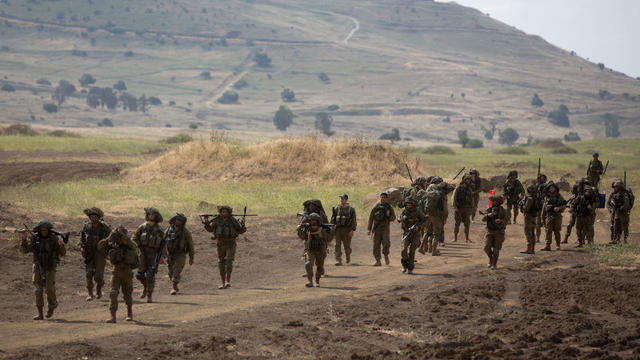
left=0, top=135, right=166, bottom=154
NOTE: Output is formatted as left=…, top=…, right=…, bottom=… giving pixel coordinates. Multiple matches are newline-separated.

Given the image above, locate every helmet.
left=469, top=168, right=479, bottom=176
left=404, top=197, right=418, bottom=206
left=593, top=152, right=599, bottom=157
left=489, top=195, right=504, bottom=205
left=169, top=212, right=187, bottom=225
left=583, top=186, right=593, bottom=194
left=33, top=220, right=53, bottom=233
left=307, top=213, right=322, bottom=222
left=431, top=176, right=443, bottom=184
left=462, top=174, right=472, bottom=182
left=612, top=180, right=624, bottom=188
left=538, top=173, right=547, bottom=182
left=527, top=184, right=537, bottom=194
left=217, top=205, right=233, bottom=213
left=546, top=182, right=559, bottom=192
left=144, top=207, right=163, bottom=223
left=508, top=170, right=518, bottom=178
left=83, top=207, right=104, bottom=219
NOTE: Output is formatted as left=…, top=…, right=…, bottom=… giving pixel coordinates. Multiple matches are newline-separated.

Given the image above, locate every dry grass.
left=126, top=136, right=424, bottom=185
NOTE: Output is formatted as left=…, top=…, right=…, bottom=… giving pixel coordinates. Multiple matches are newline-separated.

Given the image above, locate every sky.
left=446, top=0, right=640, bottom=78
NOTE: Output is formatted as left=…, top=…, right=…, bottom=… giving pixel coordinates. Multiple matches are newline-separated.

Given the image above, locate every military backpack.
left=422, top=187, right=443, bottom=215
left=108, top=245, right=139, bottom=269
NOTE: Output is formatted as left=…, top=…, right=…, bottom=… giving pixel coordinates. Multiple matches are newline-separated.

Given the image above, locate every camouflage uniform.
left=482, top=197, right=509, bottom=270
left=503, top=171, right=525, bottom=224
left=367, top=199, right=396, bottom=265
left=399, top=176, right=427, bottom=209
left=132, top=208, right=166, bottom=302
left=453, top=175, right=474, bottom=242
left=297, top=213, right=330, bottom=287
left=165, top=213, right=194, bottom=293
left=80, top=207, right=112, bottom=300
left=330, top=201, right=357, bottom=265
left=399, top=198, right=426, bottom=274
left=572, top=187, right=597, bottom=246
left=587, top=155, right=604, bottom=189
left=469, top=169, right=482, bottom=221
left=521, top=185, right=541, bottom=254
left=541, top=183, right=566, bottom=250
left=535, top=174, right=548, bottom=242
left=607, top=181, right=631, bottom=244
left=420, top=182, right=449, bottom=256
left=98, top=227, right=138, bottom=322
left=21, top=220, right=66, bottom=320
left=204, top=206, right=247, bottom=288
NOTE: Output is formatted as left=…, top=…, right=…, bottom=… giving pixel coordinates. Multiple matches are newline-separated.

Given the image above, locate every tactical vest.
left=166, top=226, right=188, bottom=254
left=486, top=207, right=506, bottom=231
left=83, top=222, right=110, bottom=253
left=401, top=209, right=421, bottom=231
left=136, top=223, right=164, bottom=248
left=214, top=218, right=240, bottom=239
left=575, top=195, right=593, bottom=217
left=545, top=193, right=564, bottom=215
left=372, top=204, right=390, bottom=223
left=455, top=186, right=473, bottom=207
left=32, top=235, right=60, bottom=270
left=522, top=196, right=541, bottom=215
left=611, top=192, right=626, bottom=209
left=306, top=229, right=325, bottom=252
left=108, top=245, right=139, bottom=269
left=333, top=206, right=353, bottom=227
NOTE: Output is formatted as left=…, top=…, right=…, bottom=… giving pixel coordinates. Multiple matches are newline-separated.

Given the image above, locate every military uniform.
left=587, top=157, right=604, bottom=189
left=80, top=207, right=111, bottom=300
left=608, top=183, right=631, bottom=244
left=521, top=185, right=542, bottom=254
left=367, top=200, right=396, bottom=265
left=399, top=199, right=426, bottom=274
left=20, top=221, right=66, bottom=320
left=420, top=182, right=449, bottom=256
left=204, top=206, right=246, bottom=288
left=572, top=188, right=597, bottom=246
left=330, top=202, right=357, bottom=265
left=535, top=174, right=548, bottom=242
left=132, top=208, right=165, bottom=302
left=453, top=176, right=474, bottom=242
left=541, top=183, right=566, bottom=250
left=482, top=198, right=509, bottom=269
left=503, top=172, right=525, bottom=224
left=165, top=213, right=194, bottom=294
left=297, top=213, right=330, bottom=287
left=98, top=227, right=138, bottom=322
left=469, top=169, right=481, bottom=221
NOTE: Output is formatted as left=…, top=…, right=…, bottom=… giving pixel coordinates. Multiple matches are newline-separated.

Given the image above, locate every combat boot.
left=541, top=245, right=551, bottom=251
left=520, top=244, right=530, bottom=254
left=513, top=215, right=518, bottom=225
left=315, top=273, right=321, bottom=287
left=170, top=282, right=178, bottom=295
left=126, top=305, right=133, bottom=321
left=384, top=254, right=390, bottom=266
left=225, top=273, right=232, bottom=289
left=335, top=260, right=343, bottom=266
left=45, top=304, right=55, bottom=318
left=96, top=284, right=103, bottom=299
left=555, top=239, right=561, bottom=250
left=146, top=292, right=153, bottom=303
left=374, top=259, right=381, bottom=266
left=562, top=232, right=570, bottom=244
left=431, top=242, right=440, bottom=256
left=86, top=287, right=94, bottom=301
left=106, top=309, right=117, bottom=323
left=465, top=231, right=472, bottom=243
left=491, top=255, right=499, bottom=270
left=305, top=274, right=314, bottom=288
left=345, top=252, right=351, bottom=264
left=33, top=306, right=44, bottom=320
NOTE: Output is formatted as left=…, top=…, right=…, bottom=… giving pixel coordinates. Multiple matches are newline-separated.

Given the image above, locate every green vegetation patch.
left=0, top=135, right=165, bottom=154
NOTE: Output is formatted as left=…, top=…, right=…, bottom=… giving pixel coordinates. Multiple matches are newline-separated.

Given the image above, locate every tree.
left=499, top=127, right=519, bottom=146
left=317, top=72, right=330, bottom=83
left=273, top=105, right=293, bottom=131
left=233, top=79, right=248, bottom=89
left=120, top=92, right=137, bottom=111
left=200, top=71, right=212, bottom=80
left=253, top=52, right=272, bottom=67
left=281, top=88, right=295, bottom=102
left=217, top=91, right=239, bottom=104
left=379, top=128, right=401, bottom=141
left=564, top=132, right=581, bottom=142
left=602, top=114, right=620, bottom=138
left=113, top=80, right=127, bottom=91
left=139, top=95, right=148, bottom=113
left=1, top=83, right=15, bottom=92
left=314, top=113, right=333, bottom=131
left=36, top=78, right=51, bottom=86
left=531, top=93, right=544, bottom=107
left=558, top=104, right=569, bottom=114
left=468, top=139, right=484, bottom=148
left=99, top=118, right=114, bottom=127
left=79, top=74, right=96, bottom=87
left=148, top=96, right=162, bottom=105
left=43, top=103, right=58, bottom=113
left=457, top=130, right=470, bottom=148
left=547, top=109, right=570, bottom=127
left=123, top=51, right=134, bottom=57
left=53, top=80, right=76, bottom=105
left=327, top=104, right=340, bottom=111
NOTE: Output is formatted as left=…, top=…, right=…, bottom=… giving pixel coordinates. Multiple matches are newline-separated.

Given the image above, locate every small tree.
left=124, top=51, right=134, bottom=57
left=233, top=79, right=248, bottom=89
left=499, top=127, right=519, bottom=146
left=53, top=80, right=76, bottom=105
left=531, top=93, right=544, bottom=107
left=36, top=78, right=51, bottom=86
left=148, top=96, right=162, bottom=105
left=548, top=109, right=570, bottom=127
left=564, top=132, right=581, bottom=142
left=217, top=91, right=239, bottom=104
left=273, top=105, right=293, bottom=131
left=253, top=52, right=272, bottom=67
left=79, top=74, right=96, bottom=87
left=379, top=128, right=400, bottom=141
left=1, top=83, right=15, bottom=92
left=602, top=114, right=620, bottom=138
left=468, top=139, right=484, bottom=148
left=200, top=71, right=212, bottom=80
left=314, top=112, right=333, bottom=131
left=327, top=104, right=340, bottom=111
left=558, top=104, right=569, bottom=114
left=113, top=80, right=127, bottom=91
left=281, top=88, right=295, bottom=102
left=457, top=130, right=470, bottom=148
left=99, top=118, right=114, bottom=127
left=43, top=103, right=58, bottom=113
left=317, top=72, right=330, bottom=83
left=120, top=92, right=137, bottom=112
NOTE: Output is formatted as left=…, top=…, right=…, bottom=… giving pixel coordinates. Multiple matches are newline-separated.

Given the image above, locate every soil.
left=0, top=161, right=123, bottom=186
left=0, top=201, right=638, bottom=359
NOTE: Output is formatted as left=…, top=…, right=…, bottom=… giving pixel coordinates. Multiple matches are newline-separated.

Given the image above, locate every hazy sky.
left=446, top=0, right=640, bottom=78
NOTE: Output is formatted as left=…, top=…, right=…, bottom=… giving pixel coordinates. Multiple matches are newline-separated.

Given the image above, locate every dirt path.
left=201, top=52, right=253, bottom=109
left=343, top=16, right=360, bottom=46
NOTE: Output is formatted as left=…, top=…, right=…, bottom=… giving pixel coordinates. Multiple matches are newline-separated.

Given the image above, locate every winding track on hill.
left=343, top=16, right=360, bottom=46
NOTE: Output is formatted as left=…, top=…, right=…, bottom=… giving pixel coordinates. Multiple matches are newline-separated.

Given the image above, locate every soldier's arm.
left=523, top=198, right=534, bottom=213
left=97, top=238, right=110, bottom=253
left=330, top=207, right=337, bottom=224
left=234, top=218, right=247, bottom=235
left=517, top=181, right=525, bottom=195
left=103, top=223, right=112, bottom=238
left=131, top=226, right=141, bottom=245
left=542, top=200, right=548, bottom=217
left=558, top=195, right=567, bottom=211
left=481, top=213, right=489, bottom=223
left=297, top=227, right=307, bottom=240
left=367, top=208, right=375, bottom=231
left=57, top=237, right=67, bottom=257
left=20, top=236, right=33, bottom=254
left=122, top=236, right=138, bottom=250
left=622, top=194, right=631, bottom=212
left=501, top=208, right=510, bottom=224
left=204, top=220, right=216, bottom=233
left=186, top=230, right=195, bottom=259
left=350, top=207, right=357, bottom=231
left=388, top=206, right=396, bottom=221
left=442, top=196, right=449, bottom=220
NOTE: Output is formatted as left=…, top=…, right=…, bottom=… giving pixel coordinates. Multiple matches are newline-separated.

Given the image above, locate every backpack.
left=626, top=188, right=635, bottom=210
left=423, top=187, right=443, bottom=215
left=109, top=246, right=139, bottom=269
left=373, top=204, right=388, bottom=222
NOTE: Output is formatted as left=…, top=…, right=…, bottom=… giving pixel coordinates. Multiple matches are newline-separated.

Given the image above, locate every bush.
left=548, top=110, right=570, bottom=127
left=217, top=91, right=239, bottom=104
left=189, top=123, right=198, bottom=130
left=281, top=88, right=295, bottom=102
left=72, top=49, right=88, bottom=57
left=0, top=123, right=38, bottom=136
left=317, top=72, right=330, bottom=83
left=564, top=132, right=581, bottom=142
left=422, top=145, right=455, bottom=155
left=495, top=147, right=528, bottom=155
left=148, top=96, right=162, bottom=105
left=327, top=104, right=340, bottom=111
left=457, top=130, right=469, bottom=148
left=314, top=113, right=333, bottom=131
left=498, top=127, right=519, bottom=146
left=598, top=63, right=605, bottom=70
left=552, top=146, right=577, bottom=154
left=162, top=133, right=193, bottom=144
left=233, top=79, right=248, bottom=89
left=379, top=128, right=400, bottom=141
left=531, top=93, right=544, bottom=107
left=1, top=83, right=16, bottom=92
left=598, top=89, right=612, bottom=100
left=253, top=52, right=272, bottom=67
left=113, top=80, right=127, bottom=91
left=602, top=113, right=620, bottom=138
left=124, top=51, right=134, bottom=57
left=468, top=139, right=484, bottom=148
left=169, top=100, right=176, bottom=106
left=200, top=71, right=212, bottom=80
left=558, top=104, right=569, bottom=114
left=99, top=118, right=113, bottom=127
left=273, top=105, right=293, bottom=131
left=43, top=103, right=58, bottom=113
left=79, top=73, right=96, bottom=87
left=36, top=78, right=51, bottom=86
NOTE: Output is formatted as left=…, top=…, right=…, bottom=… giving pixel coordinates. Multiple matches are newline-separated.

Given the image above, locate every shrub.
left=253, top=52, right=272, bottom=67
left=564, top=132, right=581, bottom=142
left=1, top=83, right=16, bottom=92
left=495, top=147, right=528, bottom=155
left=99, top=118, right=113, bottom=127
left=273, top=105, right=293, bottom=131
left=498, top=127, right=519, bottom=146
left=0, top=123, right=38, bottom=136
left=379, top=128, right=400, bottom=141
left=79, top=73, right=96, bottom=87
left=598, top=89, right=612, bottom=100
left=602, top=113, right=620, bottom=138
left=36, top=78, right=51, bottom=86
left=163, top=133, right=193, bottom=144
left=148, top=96, right=162, bottom=105
left=200, top=71, right=212, bottom=80
left=72, top=49, right=88, bottom=57
left=314, top=113, right=333, bottom=131
left=548, top=110, right=570, bottom=127
left=123, top=50, right=134, bottom=57
left=531, top=93, right=544, bottom=107
left=43, top=103, right=58, bottom=113
left=189, top=123, right=198, bottom=129
left=323, top=130, right=336, bottom=137
left=468, top=139, right=484, bottom=148
left=552, top=146, right=577, bottom=154
left=327, top=104, right=340, bottom=111
left=422, top=145, right=455, bottom=155
left=317, top=72, right=330, bottom=83
left=281, top=88, right=295, bottom=102
left=457, top=130, right=469, bottom=148
left=169, top=100, right=176, bottom=106
left=558, top=104, right=569, bottom=114
left=113, top=80, right=127, bottom=91
left=217, top=91, right=239, bottom=104
left=233, top=79, right=248, bottom=89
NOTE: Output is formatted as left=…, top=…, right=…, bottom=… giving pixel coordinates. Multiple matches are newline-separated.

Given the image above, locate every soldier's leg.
left=304, top=252, right=315, bottom=287
left=407, top=235, right=420, bottom=273
left=400, top=235, right=410, bottom=272
left=484, top=232, right=494, bottom=264
left=535, top=213, right=543, bottom=242
left=564, top=213, right=576, bottom=243
left=523, top=217, right=535, bottom=253
left=123, top=269, right=133, bottom=321
left=171, top=254, right=186, bottom=284
left=623, top=214, right=630, bottom=243
left=344, top=231, right=353, bottom=264
left=553, top=217, right=562, bottom=248
left=144, top=247, right=159, bottom=298
left=513, top=202, right=520, bottom=224
left=94, top=253, right=106, bottom=299
left=372, top=230, right=382, bottom=264
left=109, top=272, right=121, bottom=312
left=614, top=218, right=623, bottom=243
left=543, top=217, right=553, bottom=249
left=334, top=228, right=345, bottom=264
left=382, top=227, right=391, bottom=265
left=576, top=217, right=585, bottom=246
left=217, top=242, right=228, bottom=288
left=462, top=208, right=472, bottom=242
left=454, top=210, right=462, bottom=241
left=136, top=252, right=148, bottom=298
left=506, top=202, right=513, bottom=224
left=472, top=193, right=480, bottom=221
left=45, top=268, right=57, bottom=318
left=86, top=259, right=96, bottom=300
left=492, top=233, right=505, bottom=269
left=224, top=242, right=237, bottom=287
left=315, top=250, right=326, bottom=285
left=32, top=266, right=44, bottom=320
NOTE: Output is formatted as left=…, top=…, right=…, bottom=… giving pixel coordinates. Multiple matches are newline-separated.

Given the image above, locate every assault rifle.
left=602, top=160, right=609, bottom=177
left=199, top=213, right=257, bottom=224
left=297, top=213, right=334, bottom=231
left=537, top=158, right=541, bottom=178
left=545, top=199, right=569, bottom=222
left=405, top=163, right=414, bottom=186
left=17, top=225, right=46, bottom=287
left=136, top=236, right=165, bottom=286
left=401, top=216, right=428, bottom=242
left=452, top=167, right=466, bottom=181
left=479, top=209, right=506, bottom=231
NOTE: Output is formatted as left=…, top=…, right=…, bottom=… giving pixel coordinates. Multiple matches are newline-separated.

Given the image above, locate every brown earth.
left=0, top=200, right=638, bottom=359
left=0, top=161, right=123, bottom=186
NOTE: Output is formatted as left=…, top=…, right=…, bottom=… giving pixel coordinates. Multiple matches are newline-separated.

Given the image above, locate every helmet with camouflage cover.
left=413, top=176, right=427, bottom=187
left=431, top=175, right=443, bottom=184
left=144, top=207, right=163, bottom=223
left=461, top=174, right=472, bottom=183
left=469, top=168, right=479, bottom=176
left=537, top=173, right=547, bottom=182
left=32, top=220, right=53, bottom=233
left=583, top=186, right=594, bottom=195
left=404, top=197, right=418, bottom=206
left=217, top=205, right=233, bottom=214
left=489, top=195, right=504, bottom=206
left=546, top=181, right=560, bottom=193
left=307, top=212, right=322, bottom=222
left=83, top=207, right=104, bottom=219
left=612, top=179, right=624, bottom=189
left=169, top=212, right=187, bottom=225
left=508, top=170, right=518, bottom=178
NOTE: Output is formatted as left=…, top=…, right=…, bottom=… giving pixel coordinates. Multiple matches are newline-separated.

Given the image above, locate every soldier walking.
left=482, top=195, right=509, bottom=270
left=367, top=192, right=396, bottom=266
left=398, top=198, right=426, bottom=274
left=297, top=213, right=330, bottom=287
left=503, top=170, right=525, bottom=224
left=521, top=185, right=541, bottom=254
left=587, top=153, right=604, bottom=189
left=165, top=213, right=194, bottom=295
left=419, top=181, right=449, bottom=256
left=331, top=194, right=357, bottom=266
left=541, top=182, right=566, bottom=251
left=203, top=206, right=246, bottom=289
left=132, top=208, right=165, bottom=303
left=80, top=207, right=112, bottom=301
left=19, top=220, right=66, bottom=320
left=608, top=180, right=631, bottom=244
left=573, top=186, right=597, bottom=247
left=535, top=174, right=548, bottom=242
left=453, top=175, right=474, bottom=243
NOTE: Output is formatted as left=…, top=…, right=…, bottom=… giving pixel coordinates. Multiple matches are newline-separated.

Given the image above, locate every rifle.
left=405, top=163, right=414, bottom=185
left=537, top=158, right=541, bottom=178
left=300, top=221, right=335, bottom=232
left=149, top=236, right=166, bottom=285
left=401, top=216, right=428, bottom=242
left=19, top=224, right=46, bottom=287
left=602, top=160, right=609, bottom=177
left=587, top=160, right=592, bottom=177
left=624, top=171, right=627, bottom=188
left=200, top=213, right=257, bottom=224
left=545, top=199, right=569, bottom=222
left=479, top=209, right=506, bottom=231
left=452, top=167, right=466, bottom=181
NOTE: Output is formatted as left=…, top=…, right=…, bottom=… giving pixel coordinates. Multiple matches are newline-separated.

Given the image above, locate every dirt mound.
left=126, top=137, right=425, bottom=185
left=0, top=161, right=122, bottom=186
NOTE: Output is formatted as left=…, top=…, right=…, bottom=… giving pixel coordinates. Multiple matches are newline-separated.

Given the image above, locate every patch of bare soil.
left=0, top=161, right=123, bottom=186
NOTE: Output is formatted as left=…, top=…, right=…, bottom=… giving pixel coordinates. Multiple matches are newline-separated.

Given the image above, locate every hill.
left=0, top=0, right=639, bottom=144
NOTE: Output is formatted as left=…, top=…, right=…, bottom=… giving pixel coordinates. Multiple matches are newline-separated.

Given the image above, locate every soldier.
left=203, top=205, right=246, bottom=289
left=587, top=153, right=604, bottom=189
left=297, top=213, right=330, bottom=287
left=503, top=170, right=525, bottom=224
left=367, top=192, right=396, bottom=266
left=482, top=195, right=509, bottom=270
left=398, top=197, right=426, bottom=274
left=521, top=184, right=541, bottom=254
left=535, top=173, right=548, bottom=242
left=419, top=181, right=449, bottom=256
left=469, top=169, right=482, bottom=221
left=132, top=207, right=165, bottom=303
left=426, top=176, right=455, bottom=246
left=541, top=182, right=566, bottom=251
left=563, top=178, right=592, bottom=244
left=573, top=186, right=597, bottom=247
left=302, top=199, right=329, bottom=224
left=98, top=226, right=138, bottom=323
left=608, top=180, right=631, bottom=244
left=453, top=174, right=474, bottom=243
left=19, top=220, right=66, bottom=320
left=399, top=176, right=427, bottom=208
left=80, top=207, right=112, bottom=301
left=165, top=213, right=194, bottom=295
left=330, top=194, right=357, bottom=266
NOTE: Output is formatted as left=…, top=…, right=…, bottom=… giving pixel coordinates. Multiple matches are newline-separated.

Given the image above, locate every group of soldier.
left=17, top=153, right=634, bottom=321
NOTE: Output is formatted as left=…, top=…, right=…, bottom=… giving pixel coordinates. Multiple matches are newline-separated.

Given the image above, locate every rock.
left=197, top=201, right=216, bottom=210
left=484, top=175, right=506, bottom=192
left=364, top=193, right=379, bottom=208
left=382, top=187, right=405, bottom=206
left=556, top=177, right=571, bottom=192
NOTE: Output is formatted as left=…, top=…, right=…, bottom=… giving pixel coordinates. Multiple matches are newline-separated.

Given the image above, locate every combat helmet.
left=537, top=173, right=547, bottom=182
left=217, top=205, right=233, bottom=214
left=144, top=207, right=163, bottom=223
left=469, top=168, right=479, bottom=176
left=413, top=176, right=427, bottom=187
left=546, top=181, right=560, bottom=193
left=508, top=170, right=518, bottom=178
left=612, top=179, right=624, bottom=189
left=404, top=197, right=418, bottom=206
left=489, top=195, right=504, bottom=206
left=83, top=207, right=104, bottom=219
left=430, top=176, right=443, bottom=184
left=32, top=220, right=53, bottom=233
left=169, top=212, right=187, bottom=225
left=307, top=212, right=322, bottom=222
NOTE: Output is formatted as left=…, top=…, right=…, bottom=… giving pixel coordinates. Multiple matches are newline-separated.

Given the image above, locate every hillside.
left=0, top=0, right=639, bottom=144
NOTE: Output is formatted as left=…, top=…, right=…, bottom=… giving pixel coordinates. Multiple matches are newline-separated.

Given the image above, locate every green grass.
left=0, top=179, right=378, bottom=218
left=590, top=241, right=640, bottom=266
left=0, top=135, right=166, bottom=154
